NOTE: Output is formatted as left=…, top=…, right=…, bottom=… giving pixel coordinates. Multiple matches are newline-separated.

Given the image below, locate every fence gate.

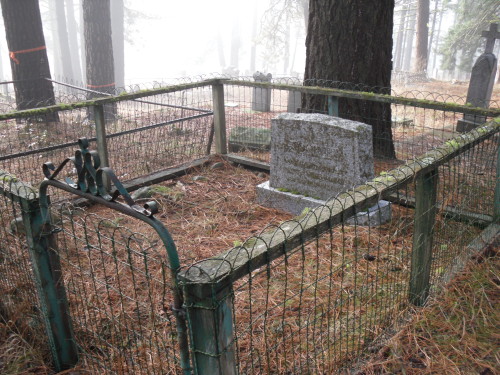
left=23, top=138, right=191, bottom=374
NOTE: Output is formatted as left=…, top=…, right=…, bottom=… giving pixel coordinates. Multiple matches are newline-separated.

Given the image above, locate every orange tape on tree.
left=9, top=45, right=47, bottom=64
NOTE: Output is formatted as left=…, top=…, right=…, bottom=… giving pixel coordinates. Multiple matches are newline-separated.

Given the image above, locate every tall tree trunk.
left=48, top=0, right=62, bottom=79
left=111, top=0, right=125, bottom=90
left=0, top=0, right=58, bottom=113
left=66, top=0, right=83, bottom=83
left=83, top=0, right=115, bottom=95
left=414, top=0, right=430, bottom=73
left=394, top=2, right=408, bottom=71
left=54, top=0, right=74, bottom=81
left=83, top=0, right=115, bottom=120
left=402, top=4, right=416, bottom=71
left=431, top=3, right=444, bottom=77
left=304, top=0, right=396, bottom=159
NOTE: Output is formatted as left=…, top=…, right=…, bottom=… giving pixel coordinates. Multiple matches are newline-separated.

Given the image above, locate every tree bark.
left=414, top=0, right=430, bottom=73
left=83, top=0, right=115, bottom=96
left=304, top=0, right=396, bottom=159
left=0, top=0, right=57, bottom=112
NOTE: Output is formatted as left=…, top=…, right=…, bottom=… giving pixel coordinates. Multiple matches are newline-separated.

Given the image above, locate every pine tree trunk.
left=55, top=0, right=75, bottom=81
left=304, top=0, right=396, bottom=159
left=414, top=0, right=430, bottom=73
left=66, top=0, right=83, bottom=83
left=83, top=0, right=115, bottom=96
left=0, top=0, right=57, bottom=112
left=403, top=5, right=416, bottom=71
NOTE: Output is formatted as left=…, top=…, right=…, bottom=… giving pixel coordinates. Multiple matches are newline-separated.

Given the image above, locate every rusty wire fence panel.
left=47, top=199, right=185, bottom=374
left=0, top=172, right=52, bottom=367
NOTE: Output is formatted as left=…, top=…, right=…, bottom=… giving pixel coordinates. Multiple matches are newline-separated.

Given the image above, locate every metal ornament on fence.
left=41, top=137, right=158, bottom=217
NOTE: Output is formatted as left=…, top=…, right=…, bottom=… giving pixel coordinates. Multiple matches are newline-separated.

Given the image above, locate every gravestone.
left=252, top=72, right=272, bottom=112
left=228, top=127, right=271, bottom=152
left=257, top=113, right=391, bottom=225
left=287, top=85, right=302, bottom=113
left=457, top=23, right=500, bottom=132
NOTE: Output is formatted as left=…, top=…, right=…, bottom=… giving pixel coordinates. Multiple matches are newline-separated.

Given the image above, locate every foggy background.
left=0, top=0, right=496, bottom=87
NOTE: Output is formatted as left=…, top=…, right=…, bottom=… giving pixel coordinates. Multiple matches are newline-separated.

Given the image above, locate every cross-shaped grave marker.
left=457, top=23, right=499, bottom=132
left=482, top=23, right=500, bottom=54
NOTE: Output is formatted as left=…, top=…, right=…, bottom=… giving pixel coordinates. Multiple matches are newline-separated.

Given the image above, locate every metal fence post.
left=93, top=104, right=110, bottom=190
left=182, top=279, right=236, bottom=375
left=494, top=142, right=500, bottom=223
left=21, top=198, right=78, bottom=371
left=409, top=168, right=438, bottom=306
left=212, top=81, right=227, bottom=154
left=328, top=96, right=339, bottom=116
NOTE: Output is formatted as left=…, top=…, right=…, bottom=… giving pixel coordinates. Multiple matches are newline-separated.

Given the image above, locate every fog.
left=122, top=0, right=307, bottom=82
left=0, top=1, right=478, bottom=87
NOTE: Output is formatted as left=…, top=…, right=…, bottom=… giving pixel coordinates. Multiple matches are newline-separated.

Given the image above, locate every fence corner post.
left=212, top=81, right=227, bottom=155
left=409, top=168, right=438, bottom=306
left=182, top=277, right=236, bottom=375
left=21, top=198, right=78, bottom=371
left=93, top=104, right=110, bottom=190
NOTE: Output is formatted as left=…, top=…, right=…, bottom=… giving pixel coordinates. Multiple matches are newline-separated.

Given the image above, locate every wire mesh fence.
left=49, top=201, right=185, bottom=374
left=0, top=77, right=498, bottom=374
left=178, top=121, right=499, bottom=374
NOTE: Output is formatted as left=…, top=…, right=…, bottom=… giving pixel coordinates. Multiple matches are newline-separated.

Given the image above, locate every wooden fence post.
left=21, top=198, right=78, bottom=371
left=182, top=279, right=236, bottom=375
left=409, top=168, right=438, bottom=306
left=93, top=104, right=110, bottom=190
left=212, top=81, right=227, bottom=154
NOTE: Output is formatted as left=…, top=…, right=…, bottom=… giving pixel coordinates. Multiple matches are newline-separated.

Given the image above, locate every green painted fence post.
left=93, top=104, right=110, bottom=190
left=409, top=168, right=438, bottom=306
left=328, top=96, right=339, bottom=116
left=212, top=81, right=227, bottom=154
left=21, top=198, right=78, bottom=371
left=494, top=141, right=500, bottom=223
left=182, top=279, right=237, bottom=375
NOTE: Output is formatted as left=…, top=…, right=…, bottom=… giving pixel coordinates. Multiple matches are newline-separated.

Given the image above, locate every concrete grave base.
left=257, top=181, right=392, bottom=226
left=256, top=181, right=325, bottom=216
left=346, top=200, right=392, bottom=226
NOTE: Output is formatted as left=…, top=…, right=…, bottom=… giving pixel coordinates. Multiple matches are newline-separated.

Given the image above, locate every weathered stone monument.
left=257, top=113, right=391, bottom=225
left=252, top=72, right=272, bottom=112
left=287, top=86, right=302, bottom=113
left=457, top=23, right=500, bottom=132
